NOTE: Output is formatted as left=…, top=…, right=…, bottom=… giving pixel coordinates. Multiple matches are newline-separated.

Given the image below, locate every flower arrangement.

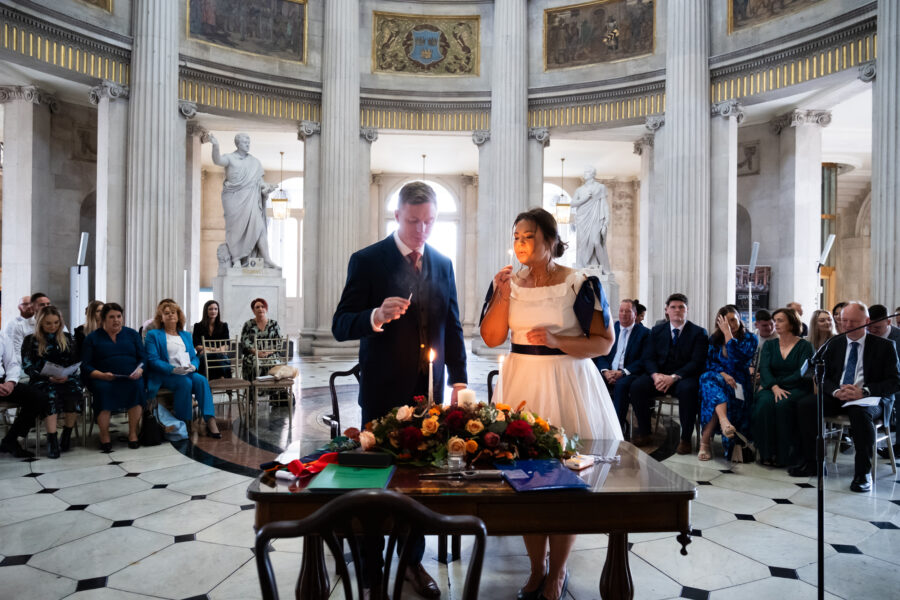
left=334, top=395, right=572, bottom=467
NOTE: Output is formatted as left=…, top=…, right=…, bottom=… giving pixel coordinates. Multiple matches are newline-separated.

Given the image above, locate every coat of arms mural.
left=373, top=12, right=479, bottom=76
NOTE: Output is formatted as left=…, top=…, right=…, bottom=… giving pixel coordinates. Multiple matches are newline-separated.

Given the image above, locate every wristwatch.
left=862, top=386, right=871, bottom=396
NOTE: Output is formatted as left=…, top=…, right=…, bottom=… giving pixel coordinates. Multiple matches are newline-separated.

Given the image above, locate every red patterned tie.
left=408, top=250, right=421, bottom=273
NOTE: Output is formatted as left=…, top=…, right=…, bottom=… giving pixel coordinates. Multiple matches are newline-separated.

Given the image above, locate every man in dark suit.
left=629, top=293, right=708, bottom=454
left=868, top=304, right=900, bottom=455
left=793, top=302, right=900, bottom=492
left=594, top=299, right=649, bottom=438
left=332, top=181, right=467, bottom=598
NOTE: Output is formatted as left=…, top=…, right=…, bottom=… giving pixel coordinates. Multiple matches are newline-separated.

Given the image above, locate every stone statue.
left=571, top=166, right=611, bottom=272
left=206, top=133, right=279, bottom=268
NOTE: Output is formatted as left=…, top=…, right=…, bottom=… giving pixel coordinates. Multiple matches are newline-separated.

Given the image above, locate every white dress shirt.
left=0, top=334, right=22, bottom=383
left=611, top=324, right=633, bottom=372
left=842, top=335, right=866, bottom=388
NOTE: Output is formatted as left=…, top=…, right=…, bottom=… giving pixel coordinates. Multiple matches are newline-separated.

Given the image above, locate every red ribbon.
left=286, top=452, right=339, bottom=477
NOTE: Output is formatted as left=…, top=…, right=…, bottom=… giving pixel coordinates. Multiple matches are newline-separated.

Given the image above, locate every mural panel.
left=187, top=0, right=306, bottom=63
left=730, top=0, right=824, bottom=33
left=373, top=12, right=479, bottom=76
left=77, top=0, right=112, bottom=11
left=544, top=0, right=654, bottom=71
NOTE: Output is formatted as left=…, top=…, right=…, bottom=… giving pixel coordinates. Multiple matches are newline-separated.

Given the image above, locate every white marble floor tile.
left=0, top=565, right=77, bottom=600
left=135, top=461, right=219, bottom=485
left=108, top=442, right=183, bottom=460
left=691, top=501, right=737, bottom=530
left=726, top=461, right=810, bottom=483
left=790, top=487, right=900, bottom=522
left=118, top=452, right=197, bottom=474
left=708, top=576, right=842, bottom=600
left=0, top=493, right=69, bottom=527
left=52, top=475, right=153, bottom=506
left=165, top=470, right=250, bottom=496
left=107, top=540, right=252, bottom=599
left=755, top=503, right=878, bottom=546
left=628, top=553, right=685, bottom=600
left=195, top=508, right=257, bottom=548
left=85, top=488, right=190, bottom=521
left=0, top=509, right=111, bottom=556
left=36, top=464, right=125, bottom=489
left=0, top=475, right=41, bottom=500
left=711, top=472, right=805, bottom=499
left=132, top=499, right=240, bottom=536
left=65, top=589, right=161, bottom=600
left=631, top=536, right=770, bottom=590
left=856, top=528, right=900, bottom=567
left=0, top=460, right=31, bottom=479
left=208, top=549, right=303, bottom=600
left=29, top=450, right=115, bottom=473
left=570, top=533, right=609, bottom=550
left=629, top=531, right=678, bottom=544
left=659, top=459, right=724, bottom=484
left=28, top=526, right=172, bottom=579
left=797, top=552, right=900, bottom=598
left=206, top=480, right=254, bottom=505
left=702, top=518, right=834, bottom=569
left=694, top=483, right=776, bottom=515
left=446, top=549, right=529, bottom=599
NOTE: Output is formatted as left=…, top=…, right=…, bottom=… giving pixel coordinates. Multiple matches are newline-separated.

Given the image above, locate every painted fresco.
left=373, top=12, right=479, bottom=76
left=188, top=0, right=306, bottom=62
left=544, top=0, right=654, bottom=71
left=730, top=0, right=824, bottom=33
left=77, top=0, right=112, bottom=11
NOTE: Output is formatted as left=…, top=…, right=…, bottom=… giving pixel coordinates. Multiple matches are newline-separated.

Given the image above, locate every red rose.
left=413, top=395, right=426, bottom=404
left=399, top=425, right=423, bottom=450
left=343, top=427, right=360, bottom=442
left=445, top=409, right=466, bottom=430
left=506, top=420, right=535, bottom=441
left=484, top=432, right=500, bottom=448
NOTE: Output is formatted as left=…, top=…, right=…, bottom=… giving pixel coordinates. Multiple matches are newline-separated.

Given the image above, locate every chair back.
left=325, top=364, right=361, bottom=437
left=202, top=336, right=242, bottom=379
left=487, top=369, right=499, bottom=403
left=253, top=336, right=289, bottom=379
left=255, top=489, right=486, bottom=600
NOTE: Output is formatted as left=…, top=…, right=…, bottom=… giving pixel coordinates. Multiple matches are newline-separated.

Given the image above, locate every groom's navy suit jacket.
left=332, top=235, right=467, bottom=424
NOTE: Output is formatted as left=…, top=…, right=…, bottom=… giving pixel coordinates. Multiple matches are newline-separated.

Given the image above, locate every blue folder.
left=496, top=459, right=589, bottom=492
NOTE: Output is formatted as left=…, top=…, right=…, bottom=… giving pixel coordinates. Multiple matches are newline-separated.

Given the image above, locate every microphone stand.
left=809, top=311, right=900, bottom=600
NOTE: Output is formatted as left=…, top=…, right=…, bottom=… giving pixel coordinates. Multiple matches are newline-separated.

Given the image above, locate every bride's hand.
left=526, top=327, right=558, bottom=348
left=493, top=265, right=513, bottom=300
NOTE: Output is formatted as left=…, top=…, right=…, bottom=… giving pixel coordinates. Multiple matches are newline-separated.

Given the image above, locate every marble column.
left=643, top=115, right=667, bottom=323
left=770, top=110, right=830, bottom=312
left=709, top=100, right=744, bottom=312
left=871, top=1, right=900, bottom=303
left=125, top=0, right=181, bottom=327
left=461, top=174, right=479, bottom=336
left=664, top=0, right=711, bottom=325
left=472, top=131, right=502, bottom=356
left=0, top=86, right=56, bottom=327
left=527, top=127, right=549, bottom=208
left=298, top=120, right=321, bottom=354
left=184, top=117, right=206, bottom=324
left=360, top=127, right=378, bottom=248
left=633, top=132, right=654, bottom=310
left=89, top=81, right=129, bottom=305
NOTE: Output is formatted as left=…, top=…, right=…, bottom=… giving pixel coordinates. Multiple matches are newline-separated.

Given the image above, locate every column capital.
left=461, top=174, right=479, bottom=187
left=0, top=85, right=58, bottom=112
left=527, top=127, right=550, bottom=147
left=472, top=129, right=491, bottom=146
left=769, top=109, right=831, bottom=135
left=711, top=99, right=745, bottom=123
left=371, top=172, right=383, bottom=185
left=89, top=80, right=129, bottom=104
left=186, top=122, right=209, bottom=140
left=645, top=115, right=665, bottom=131
left=360, top=127, right=378, bottom=143
left=297, top=120, right=321, bottom=140
left=858, top=60, right=876, bottom=83
left=178, top=100, right=198, bottom=119
left=633, top=134, right=655, bottom=156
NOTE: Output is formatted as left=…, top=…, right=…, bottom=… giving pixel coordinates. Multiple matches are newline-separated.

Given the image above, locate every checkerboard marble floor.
left=2, top=343, right=900, bottom=599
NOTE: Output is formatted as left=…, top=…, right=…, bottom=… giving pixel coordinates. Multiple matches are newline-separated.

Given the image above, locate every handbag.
left=139, top=410, right=165, bottom=446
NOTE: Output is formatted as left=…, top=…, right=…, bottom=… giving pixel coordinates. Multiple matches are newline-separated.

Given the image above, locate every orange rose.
left=495, top=403, right=512, bottom=411
left=465, top=439, right=479, bottom=454
left=447, top=436, right=467, bottom=455
left=429, top=406, right=442, bottom=416
left=421, top=416, right=440, bottom=436
left=465, top=419, right=484, bottom=435
left=535, top=417, right=550, bottom=432
left=515, top=401, right=528, bottom=412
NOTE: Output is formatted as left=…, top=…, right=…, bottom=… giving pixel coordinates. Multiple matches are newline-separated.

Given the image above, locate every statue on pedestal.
left=571, top=166, right=611, bottom=273
left=206, top=132, right=279, bottom=268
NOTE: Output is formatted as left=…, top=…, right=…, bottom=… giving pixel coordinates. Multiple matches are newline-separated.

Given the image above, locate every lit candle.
left=428, top=348, right=436, bottom=407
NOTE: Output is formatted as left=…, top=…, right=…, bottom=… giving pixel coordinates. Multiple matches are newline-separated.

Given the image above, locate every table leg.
left=600, top=533, right=634, bottom=600
left=297, top=534, right=330, bottom=600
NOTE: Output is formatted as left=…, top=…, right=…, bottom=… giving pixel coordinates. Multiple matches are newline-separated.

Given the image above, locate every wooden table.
left=247, top=439, right=696, bottom=599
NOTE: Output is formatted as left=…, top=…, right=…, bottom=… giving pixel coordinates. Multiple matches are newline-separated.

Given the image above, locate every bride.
left=480, top=207, right=623, bottom=600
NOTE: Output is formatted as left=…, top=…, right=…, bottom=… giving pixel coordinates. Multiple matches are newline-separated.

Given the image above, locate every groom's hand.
left=374, top=297, right=411, bottom=327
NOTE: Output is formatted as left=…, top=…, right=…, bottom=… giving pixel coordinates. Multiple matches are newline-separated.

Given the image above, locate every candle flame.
left=429, top=348, right=436, bottom=362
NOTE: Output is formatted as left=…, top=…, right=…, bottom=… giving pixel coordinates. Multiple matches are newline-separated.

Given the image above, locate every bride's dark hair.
left=513, top=208, right=567, bottom=258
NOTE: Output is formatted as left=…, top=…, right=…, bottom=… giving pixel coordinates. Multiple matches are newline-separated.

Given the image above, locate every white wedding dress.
left=494, top=269, right=624, bottom=441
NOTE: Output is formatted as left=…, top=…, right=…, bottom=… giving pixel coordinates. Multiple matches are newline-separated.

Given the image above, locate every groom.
left=333, top=180, right=468, bottom=598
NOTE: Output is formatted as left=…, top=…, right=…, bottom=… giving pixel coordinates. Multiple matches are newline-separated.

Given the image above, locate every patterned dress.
left=240, top=318, right=282, bottom=381
left=699, top=333, right=758, bottom=459
left=21, top=333, right=83, bottom=415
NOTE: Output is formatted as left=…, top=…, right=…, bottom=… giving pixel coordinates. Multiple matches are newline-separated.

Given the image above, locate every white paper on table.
left=842, top=396, right=881, bottom=407
left=39, top=361, right=81, bottom=379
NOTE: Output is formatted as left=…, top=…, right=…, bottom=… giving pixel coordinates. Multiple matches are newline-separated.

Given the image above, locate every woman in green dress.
left=751, top=307, right=814, bottom=467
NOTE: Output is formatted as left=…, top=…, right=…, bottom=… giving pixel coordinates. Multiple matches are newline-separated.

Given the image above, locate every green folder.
left=306, top=463, right=396, bottom=492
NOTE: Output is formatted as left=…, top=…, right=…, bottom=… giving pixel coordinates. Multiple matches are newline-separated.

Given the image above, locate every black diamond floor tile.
left=691, top=529, right=702, bottom=537
left=773, top=498, right=793, bottom=504
left=22, top=472, right=41, bottom=477
left=152, top=484, right=168, bottom=489
left=735, top=514, right=756, bottom=521
left=795, top=482, right=815, bottom=488
left=182, top=595, right=209, bottom=600
left=680, top=585, right=710, bottom=600
left=696, top=480, right=713, bottom=485
left=871, top=521, right=899, bottom=529
left=0, top=555, right=32, bottom=566
left=718, top=469, right=735, bottom=474
left=831, top=544, right=862, bottom=554
left=66, top=504, right=89, bottom=511
left=112, top=520, right=134, bottom=528
left=769, top=566, right=799, bottom=579
left=37, top=488, right=58, bottom=494
left=241, top=504, right=254, bottom=511
left=109, top=461, right=123, bottom=465
left=23, top=457, right=38, bottom=463
left=191, top=495, right=207, bottom=501
left=124, top=472, right=140, bottom=477
left=174, top=534, right=196, bottom=543
left=76, top=576, right=108, bottom=591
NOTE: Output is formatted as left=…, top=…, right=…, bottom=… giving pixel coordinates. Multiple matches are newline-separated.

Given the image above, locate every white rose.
left=359, top=430, right=376, bottom=451
left=396, top=405, right=414, bottom=422
left=522, top=411, right=536, bottom=425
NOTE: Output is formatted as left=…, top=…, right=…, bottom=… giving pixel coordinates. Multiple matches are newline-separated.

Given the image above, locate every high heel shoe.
left=517, top=576, right=545, bottom=600
left=538, top=570, right=569, bottom=600
left=206, top=418, right=222, bottom=439
left=99, top=441, right=113, bottom=453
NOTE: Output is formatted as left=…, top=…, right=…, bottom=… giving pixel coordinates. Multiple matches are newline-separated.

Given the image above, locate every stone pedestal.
left=213, top=268, right=286, bottom=335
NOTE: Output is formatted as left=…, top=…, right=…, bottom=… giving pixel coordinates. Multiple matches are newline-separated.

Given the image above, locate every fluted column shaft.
left=316, top=0, right=359, bottom=347
left=872, top=0, right=900, bottom=303
left=125, top=0, right=180, bottom=326
left=299, top=123, right=322, bottom=352
left=634, top=134, right=654, bottom=310
left=664, top=0, right=711, bottom=324
left=710, top=102, right=743, bottom=313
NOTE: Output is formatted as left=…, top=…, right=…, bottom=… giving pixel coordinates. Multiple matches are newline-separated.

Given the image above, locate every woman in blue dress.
left=698, top=305, right=757, bottom=462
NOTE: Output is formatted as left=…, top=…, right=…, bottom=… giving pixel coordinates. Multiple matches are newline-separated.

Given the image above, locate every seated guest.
left=22, top=306, right=83, bottom=458
left=794, top=302, right=900, bottom=490
left=1, top=295, right=34, bottom=341
left=868, top=304, right=900, bottom=351
left=192, top=299, right=231, bottom=380
left=74, top=300, right=104, bottom=352
left=698, top=305, right=757, bottom=462
left=895, top=306, right=900, bottom=329
left=140, top=298, right=175, bottom=336
left=9, top=293, right=53, bottom=357
left=594, top=299, right=649, bottom=437
left=808, top=309, right=836, bottom=351
left=754, top=310, right=778, bottom=347
left=629, top=293, right=708, bottom=452
left=81, top=303, right=145, bottom=452
left=0, top=327, right=49, bottom=458
left=787, top=302, right=808, bottom=337
left=240, top=298, right=282, bottom=382
left=633, top=299, right=647, bottom=325
left=831, top=301, right=848, bottom=334
left=145, top=300, right=221, bottom=438
left=751, top=308, right=814, bottom=467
